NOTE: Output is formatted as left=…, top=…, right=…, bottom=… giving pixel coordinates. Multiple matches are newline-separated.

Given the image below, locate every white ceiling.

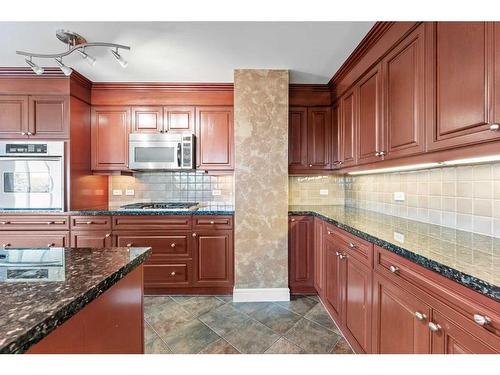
left=0, top=22, right=374, bottom=84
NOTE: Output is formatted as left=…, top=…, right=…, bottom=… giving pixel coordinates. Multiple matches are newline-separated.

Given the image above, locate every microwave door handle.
left=177, top=143, right=181, bottom=167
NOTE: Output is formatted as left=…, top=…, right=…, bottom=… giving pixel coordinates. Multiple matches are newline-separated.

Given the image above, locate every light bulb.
left=55, top=59, right=72, bottom=76
left=77, top=49, right=96, bottom=67
left=110, top=49, right=128, bottom=68
left=25, top=58, right=44, bottom=75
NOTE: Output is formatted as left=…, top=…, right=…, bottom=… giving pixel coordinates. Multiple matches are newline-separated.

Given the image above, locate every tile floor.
left=144, top=294, right=354, bottom=354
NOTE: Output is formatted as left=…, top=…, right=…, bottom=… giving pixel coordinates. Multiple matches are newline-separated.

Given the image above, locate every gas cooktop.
left=119, top=202, right=199, bottom=210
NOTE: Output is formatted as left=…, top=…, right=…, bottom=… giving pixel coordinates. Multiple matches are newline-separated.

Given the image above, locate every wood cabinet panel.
left=192, top=215, right=233, bottom=230
left=0, top=95, right=28, bottom=138
left=71, top=231, right=112, bottom=248
left=331, top=103, right=340, bottom=167
left=70, top=216, right=112, bottom=231
left=307, top=107, right=331, bottom=169
left=288, top=216, right=314, bottom=293
left=0, top=231, right=69, bottom=248
left=144, top=262, right=192, bottom=288
left=339, top=89, right=357, bottom=167
left=196, top=106, right=234, bottom=170
left=0, top=215, right=69, bottom=230
left=357, top=64, right=383, bottom=164
left=288, top=107, right=308, bottom=172
left=165, top=106, right=195, bottom=132
left=193, top=230, right=233, bottom=287
left=112, top=215, right=192, bottom=230
left=372, top=272, right=431, bottom=354
left=382, top=24, right=425, bottom=158
left=131, top=106, right=163, bottom=133
left=28, top=96, right=69, bottom=139
left=313, top=218, right=325, bottom=297
left=115, top=232, right=191, bottom=261
left=324, top=235, right=343, bottom=321
left=91, top=106, right=130, bottom=171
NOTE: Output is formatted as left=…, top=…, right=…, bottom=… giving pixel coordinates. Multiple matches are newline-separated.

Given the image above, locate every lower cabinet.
left=71, top=231, right=113, bottom=248
left=324, top=234, right=343, bottom=322
left=143, top=262, right=192, bottom=288
left=0, top=232, right=69, bottom=248
left=313, top=218, right=325, bottom=296
left=288, top=216, right=315, bottom=293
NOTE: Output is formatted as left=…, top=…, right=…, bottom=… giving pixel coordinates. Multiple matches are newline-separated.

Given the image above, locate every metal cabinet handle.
left=379, top=151, right=385, bottom=156
left=0, top=221, right=10, bottom=225
left=46, top=221, right=54, bottom=225
left=290, top=218, right=295, bottom=222
left=309, top=164, right=313, bottom=167
left=489, top=123, right=499, bottom=131
left=339, top=253, right=347, bottom=260
left=105, top=233, right=111, bottom=238
left=47, top=243, right=54, bottom=247
left=335, top=251, right=340, bottom=257
left=375, top=152, right=380, bottom=156
left=348, top=242, right=356, bottom=248
left=21, top=132, right=27, bottom=136
left=170, top=243, right=176, bottom=248
left=473, top=314, right=491, bottom=326
left=428, top=322, right=441, bottom=332
left=170, top=271, right=176, bottom=276
left=210, top=221, right=215, bottom=224
left=192, top=233, right=197, bottom=237
left=415, top=311, right=427, bottom=321
left=27, top=132, right=33, bottom=136
left=86, top=221, right=93, bottom=225
left=2, top=243, right=11, bottom=248
left=327, top=230, right=332, bottom=235
left=126, top=243, right=133, bottom=247
left=389, top=265, right=399, bottom=273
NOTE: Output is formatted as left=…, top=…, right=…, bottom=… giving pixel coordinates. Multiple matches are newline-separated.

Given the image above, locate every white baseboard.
left=232, top=287, right=290, bottom=302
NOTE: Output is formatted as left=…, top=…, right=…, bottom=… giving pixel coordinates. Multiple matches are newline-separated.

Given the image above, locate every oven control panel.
left=6, top=144, right=47, bottom=154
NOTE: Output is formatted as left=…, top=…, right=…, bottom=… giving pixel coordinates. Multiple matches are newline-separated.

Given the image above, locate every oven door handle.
left=177, top=143, right=181, bottom=167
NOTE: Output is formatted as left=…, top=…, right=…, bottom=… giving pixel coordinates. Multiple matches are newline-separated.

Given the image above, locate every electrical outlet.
left=393, top=231, right=405, bottom=243
left=319, top=189, right=329, bottom=196
left=394, top=192, right=405, bottom=201
left=125, top=189, right=135, bottom=196
left=212, top=189, right=221, bottom=196
left=112, top=189, right=123, bottom=196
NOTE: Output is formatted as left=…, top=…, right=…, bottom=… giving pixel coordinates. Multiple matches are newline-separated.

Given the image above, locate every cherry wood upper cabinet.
left=372, top=273, right=431, bottom=354
left=427, top=22, right=500, bottom=150
left=131, top=106, right=163, bottom=133
left=331, top=103, right=340, bottom=167
left=91, top=106, right=130, bottom=171
left=165, top=106, right=195, bottom=133
left=196, top=106, right=234, bottom=170
left=307, top=107, right=332, bottom=170
left=357, top=64, right=383, bottom=164
left=0, top=95, right=28, bottom=138
left=382, top=23, right=425, bottom=159
left=288, top=216, right=315, bottom=294
left=29, top=96, right=69, bottom=139
left=339, top=88, right=357, bottom=167
left=288, top=107, right=308, bottom=172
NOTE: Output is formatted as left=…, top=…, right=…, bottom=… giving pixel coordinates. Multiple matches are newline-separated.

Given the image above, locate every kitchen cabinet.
left=164, top=106, right=195, bottom=133
left=0, top=232, right=69, bottom=248
left=131, top=106, right=163, bottom=133
left=91, top=106, right=130, bottom=171
left=427, top=22, right=500, bottom=150
left=193, top=230, right=233, bottom=288
left=115, top=232, right=192, bottom=261
left=71, top=231, right=113, bottom=248
left=382, top=23, right=425, bottom=159
left=131, top=106, right=194, bottom=134
left=288, top=107, right=308, bottom=172
left=313, top=218, right=325, bottom=297
left=339, top=88, right=357, bottom=167
left=0, top=95, right=68, bottom=139
left=196, top=106, right=234, bottom=170
left=288, top=216, right=315, bottom=294
left=324, top=234, right=343, bottom=322
left=357, top=64, right=383, bottom=164
left=331, top=103, right=341, bottom=167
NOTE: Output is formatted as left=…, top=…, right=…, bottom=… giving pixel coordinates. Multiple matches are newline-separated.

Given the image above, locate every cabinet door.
left=307, top=107, right=331, bottom=170
left=288, top=216, right=314, bottom=293
left=165, top=106, right=195, bottom=133
left=343, top=249, right=372, bottom=353
left=324, top=236, right=343, bottom=321
left=91, top=106, right=130, bottom=171
left=331, top=103, right=341, bottom=167
left=0, top=95, right=29, bottom=138
left=288, top=107, right=308, bottom=172
left=382, top=24, right=425, bottom=158
left=29, top=96, right=69, bottom=139
left=144, top=262, right=192, bottom=288
left=339, top=89, right=357, bottom=167
left=428, top=22, right=500, bottom=150
left=357, top=64, right=383, bottom=164
left=71, top=231, right=113, bottom=248
left=313, top=218, right=325, bottom=297
left=430, top=310, right=499, bottom=354
left=131, top=106, right=163, bottom=133
left=193, top=230, right=233, bottom=287
left=196, top=106, right=234, bottom=170
left=372, top=273, right=431, bottom=354
left=0, top=232, right=69, bottom=248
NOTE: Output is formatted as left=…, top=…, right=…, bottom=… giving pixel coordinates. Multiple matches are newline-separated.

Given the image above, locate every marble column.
left=233, top=69, right=289, bottom=302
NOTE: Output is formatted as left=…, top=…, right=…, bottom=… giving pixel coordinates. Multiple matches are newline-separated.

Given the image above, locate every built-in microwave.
left=128, top=133, right=195, bottom=170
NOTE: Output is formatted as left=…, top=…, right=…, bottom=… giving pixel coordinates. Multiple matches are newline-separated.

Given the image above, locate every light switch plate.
left=394, top=192, right=405, bottom=201
left=112, top=189, right=123, bottom=196
left=320, top=189, right=329, bottom=196
left=212, top=190, right=221, bottom=196
left=125, top=189, right=135, bottom=196
left=393, top=231, right=405, bottom=243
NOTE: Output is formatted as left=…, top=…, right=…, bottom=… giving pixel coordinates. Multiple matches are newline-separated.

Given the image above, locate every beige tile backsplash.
left=289, top=175, right=345, bottom=205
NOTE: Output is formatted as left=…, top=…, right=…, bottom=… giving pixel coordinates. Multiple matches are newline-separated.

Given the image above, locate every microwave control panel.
left=6, top=144, right=47, bottom=154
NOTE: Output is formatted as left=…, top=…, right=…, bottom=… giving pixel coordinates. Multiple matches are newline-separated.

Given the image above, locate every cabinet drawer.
left=112, top=215, right=192, bottom=230
left=193, top=216, right=233, bottom=230
left=70, top=216, right=112, bottom=231
left=115, top=232, right=191, bottom=260
left=0, top=215, right=69, bottom=231
left=0, top=231, right=69, bottom=248
left=324, top=223, right=373, bottom=266
left=374, top=245, right=500, bottom=340
left=144, top=262, right=192, bottom=287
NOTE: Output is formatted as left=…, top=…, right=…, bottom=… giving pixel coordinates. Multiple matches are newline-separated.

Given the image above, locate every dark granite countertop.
left=0, top=246, right=151, bottom=354
left=289, top=205, right=500, bottom=302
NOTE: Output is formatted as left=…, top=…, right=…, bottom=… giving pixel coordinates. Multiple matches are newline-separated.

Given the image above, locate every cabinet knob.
left=389, top=265, right=399, bottom=273
left=379, top=151, right=385, bottom=156
left=428, top=322, right=441, bottom=332
left=170, top=271, right=176, bottom=276
left=210, top=221, right=215, bottom=224
left=327, top=230, right=332, bottom=235
left=339, top=253, right=347, bottom=260
left=21, top=132, right=27, bottom=136
left=47, top=243, right=54, bottom=247
left=489, top=123, right=500, bottom=131
left=105, top=233, right=111, bottom=238
left=192, top=233, right=197, bottom=237
left=291, top=218, right=295, bottom=222
left=126, top=243, right=133, bottom=247
left=27, top=132, right=33, bottom=136
left=46, top=221, right=54, bottom=225
left=375, top=152, right=380, bottom=156
left=335, top=251, right=340, bottom=256
left=338, top=161, right=343, bottom=165
left=170, top=243, right=176, bottom=248
left=309, top=164, right=313, bottom=167
left=473, top=314, right=491, bottom=326
left=348, top=242, right=357, bottom=248
left=0, top=221, right=10, bottom=225
left=86, top=221, right=93, bottom=225
left=2, top=243, right=11, bottom=248
left=415, top=311, right=427, bottom=321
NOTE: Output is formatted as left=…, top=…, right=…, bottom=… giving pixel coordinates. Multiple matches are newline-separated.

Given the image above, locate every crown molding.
left=91, top=82, right=234, bottom=92
left=328, top=21, right=394, bottom=88
left=0, top=67, right=68, bottom=77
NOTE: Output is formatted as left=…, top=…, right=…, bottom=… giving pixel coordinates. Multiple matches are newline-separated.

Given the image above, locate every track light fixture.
left=25, top=58, right=44, bottom=75
left=16, top=29, right=130, bottom=76
left=110, top=48, right=128, bottom=68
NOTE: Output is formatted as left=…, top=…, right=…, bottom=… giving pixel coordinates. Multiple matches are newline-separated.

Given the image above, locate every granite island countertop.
left=0, top=246, right=151, bottom=354
left=289, top=205, right=500, bottom=302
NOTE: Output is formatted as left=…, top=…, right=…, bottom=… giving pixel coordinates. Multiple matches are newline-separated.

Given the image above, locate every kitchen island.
left=0, top=246, right=151, bottom=354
